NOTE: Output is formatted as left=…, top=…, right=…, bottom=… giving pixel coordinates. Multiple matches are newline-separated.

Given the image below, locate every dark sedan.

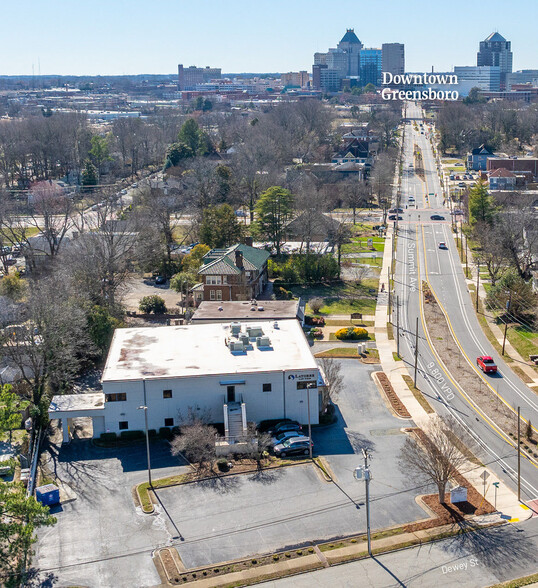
left=430, top=214, right=445, bottom=220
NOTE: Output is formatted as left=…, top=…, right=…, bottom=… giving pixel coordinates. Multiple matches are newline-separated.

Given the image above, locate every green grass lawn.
left=342, top=238, right=385, bottom=254
left=298, top=279, right=379, bottom=316
left=506, top=325, right=538, bottom=362
left=356, top=257, right=383, bottom=266
left=315, top=347, right=359, bottom=358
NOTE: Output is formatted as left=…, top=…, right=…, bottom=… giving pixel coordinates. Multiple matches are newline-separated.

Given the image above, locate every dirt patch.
left=424, top=295, right=521, bottom=438
left=374, top=372, right=411, bottom=418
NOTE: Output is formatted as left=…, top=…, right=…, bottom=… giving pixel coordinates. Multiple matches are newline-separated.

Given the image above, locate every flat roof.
left=49, top=393, right=105, bottom=413
left=102, top=320, right=317, bottom=383
left=191, top=300, right=301, bottom=322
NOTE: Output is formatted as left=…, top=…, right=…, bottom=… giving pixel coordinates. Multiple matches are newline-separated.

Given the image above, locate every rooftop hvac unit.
left=256, top=336, right=271, bottom=348
left=239, top=334, right=250, bottom=347
left=228, top=340, right=245, bottom=352
left=247, top=326, right=264, bottom=338
left=230, top=322, right=242, bottom=336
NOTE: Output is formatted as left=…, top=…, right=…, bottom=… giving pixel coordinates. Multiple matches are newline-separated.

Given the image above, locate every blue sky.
left=1, top=0, right=537, bottom=76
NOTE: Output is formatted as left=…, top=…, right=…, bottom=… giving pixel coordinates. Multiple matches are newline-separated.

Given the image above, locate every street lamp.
left=306, top=382, right=316, bottom=459
left=138, top=380, right=152, bottom=487
left=353, top=448, right=372, bottom=556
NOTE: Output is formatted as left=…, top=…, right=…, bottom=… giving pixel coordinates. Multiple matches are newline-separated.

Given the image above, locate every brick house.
left=488, top=167, right=516, bottom=190
left=194, top=244, right=270, bottom=303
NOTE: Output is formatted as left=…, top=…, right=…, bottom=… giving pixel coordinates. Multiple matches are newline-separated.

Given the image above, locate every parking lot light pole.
left=306, top=382, right=316, bottom=459
left=138, top=380, right=152, bottom=487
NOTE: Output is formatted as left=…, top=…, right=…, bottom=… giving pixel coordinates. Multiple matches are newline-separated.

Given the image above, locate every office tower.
left=477, top=32, right=512, bottom=88
left=178, top=65, right=222, bottom=91
left=382, top=43, right=405, bottom=76
left=454, top=66, right=501, bottom=92
left=337, top=28, right=362, bottom=77
left=360, top=48, right=382, bottom=86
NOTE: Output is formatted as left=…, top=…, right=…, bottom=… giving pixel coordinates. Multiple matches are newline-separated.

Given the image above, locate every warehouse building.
left=49, top=321, right=322, bottom=443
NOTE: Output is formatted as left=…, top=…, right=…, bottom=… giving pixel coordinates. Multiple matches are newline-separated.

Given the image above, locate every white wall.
left=101, top=368, right=320, bottom=434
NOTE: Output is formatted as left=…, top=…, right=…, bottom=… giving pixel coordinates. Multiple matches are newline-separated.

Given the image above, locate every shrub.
left=120, top=430, right=145, bottom=440
left=100, top=432, right=117, bottom=442
left=305, top=315, right=325, bottom=326
left=217, top=458, right=229, bottom=472
left=148, top=429, right=157, bottom=438
left=159, top=427, right=172, bottom=439
left=310, top=327, right=323, bottom=339
left=335, top=327, right=368, bottom=340
left=139, top=295, right=167, bottom=314
left=309, top=297, right=324, bottom=314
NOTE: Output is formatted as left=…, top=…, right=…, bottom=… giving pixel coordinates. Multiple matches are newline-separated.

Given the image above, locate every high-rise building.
left=178, top=65, right=222, bottom=91
left=360, top=48, right=382, bottom=86
left=281, top=71, right=310, bottom=88
left=312, top=29, right=362, bottom=90
left=337, top=28, right=362, bottom=77
left=382, top=43, right=405, bottom=76
left=477, top=32, right=512, bottom=88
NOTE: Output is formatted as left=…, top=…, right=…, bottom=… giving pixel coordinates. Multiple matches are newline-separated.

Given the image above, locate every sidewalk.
left=374, top=221, right=531, bottom=525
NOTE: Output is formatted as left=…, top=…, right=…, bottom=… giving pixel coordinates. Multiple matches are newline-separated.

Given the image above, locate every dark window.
left=119, top=421, right=128, bottom=430
left=297, top=381, right=317, bottom=390
left=227, top=385, right=235, bottom=403
left=262, top=383, right=272, bottom=392
left=106, top=393, right=126, bottom=402
left=164, top=418, right=174, bottom=427
left=163, top=390, right=172, bottom=399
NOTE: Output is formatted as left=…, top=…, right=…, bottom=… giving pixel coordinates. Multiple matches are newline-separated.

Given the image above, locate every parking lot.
left=35, top=359, right=427, bottom=584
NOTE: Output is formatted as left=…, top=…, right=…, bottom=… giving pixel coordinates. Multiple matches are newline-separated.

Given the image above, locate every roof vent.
left=257, top=306, right=264, bottom=311
left=218, top=306, right=223, bottom=311
left=251, top=306, right=257, bottom=311
left=273, top=321, right=279, bottom=329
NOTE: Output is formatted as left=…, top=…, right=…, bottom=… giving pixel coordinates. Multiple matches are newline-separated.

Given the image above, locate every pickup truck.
left=477, top=355, right=497, bottom=374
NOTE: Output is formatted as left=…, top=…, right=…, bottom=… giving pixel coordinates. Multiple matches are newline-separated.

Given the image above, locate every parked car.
left=430, top=214, right=445, bottom=220
left=438, top=242, right=448, bottom=249
left=154, top=275, right=166, bottom=285
left=270, top=420, right=302, bottom=435
left=452, top=209, right=464, bottom=215
left=273, top=437, right=313, bottom=458
left=477, top=356, right=497, bottom=374
left=458, top=182, right=466, bottom=187
left=389, top=208, right=403, bottom=213
left=270, top=430, right=304, bottom=447
left=388, top=215, right=403, bottom=221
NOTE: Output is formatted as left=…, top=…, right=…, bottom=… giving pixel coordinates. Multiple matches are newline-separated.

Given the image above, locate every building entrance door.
left=227, top=386, right=236, bottom=403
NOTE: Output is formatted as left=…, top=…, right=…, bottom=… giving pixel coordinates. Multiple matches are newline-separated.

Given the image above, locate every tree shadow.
left=20, top=568, right=58, bottom=587
left=248, top=466, right=284, bottom=485
left=196, top=473, right=241, bottom=494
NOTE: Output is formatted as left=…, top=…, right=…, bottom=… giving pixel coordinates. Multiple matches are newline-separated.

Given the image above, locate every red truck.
left=477, top=356, right=497, bottom=374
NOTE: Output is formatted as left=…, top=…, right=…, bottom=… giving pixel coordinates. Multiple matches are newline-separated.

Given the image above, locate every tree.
left=182, top=244, right=211, bottom=274
left=473, top=221, right=507, bottom=286
left=495, top=209, right=538, bottom=280
left=345, top=179, right=371, bottom=225
left=318, top=357, right=344, bottom=413
left=309, top=297, right=323, bottom=314
left=170, top=408, right=217, bottom=473
left=178, top=118, right=213, bottom=156
left=199, top=204, right=243, bottom=249
left=0, top=384, right=29, bottom=442
left=88, top=134, right=112, bottom=178
left=399, top=417, right=472, bottom=504
left=87, top=305, right=122, bottom=356
left=0, top=480, right=56, bottom=586
left=468, top=179, right=496, bottom=225
left=0, top=273, right=26, bottom=302
left=370, top=152, right=395, bottom=225
left=487, top=269, right=535, bottom=319
left=138, top=295, right=167, bottom=314
left=81, top=159, right=98, bottom=190
left=254, top=186, right=293, bottom=256
left=164, top=141, right=193, bottom=168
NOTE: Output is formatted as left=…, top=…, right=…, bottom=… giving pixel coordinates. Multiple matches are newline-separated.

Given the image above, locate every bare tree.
left=171, top=407, right=217, bottom=474
left=345, top=179, right=371, bottom=225
left=370, top=152, right=395, bottom=225
left=399, top=417, right=473, bottom=504
left=318, top=357, right=344, bottom=412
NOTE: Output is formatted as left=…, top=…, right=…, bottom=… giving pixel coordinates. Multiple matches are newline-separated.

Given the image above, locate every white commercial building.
left=49, top=321, right=322, bottom=443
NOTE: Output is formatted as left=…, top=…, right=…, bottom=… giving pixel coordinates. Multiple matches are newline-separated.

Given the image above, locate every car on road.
left=270, top=420, right=302, bottom=435
left=270, top=430, right=304, bottom=447
left=451, top=209, right=464, bottom=215
left=458, top=182, right=466, bottom=187
left=438, top=242, right=448, bottom=249
left=389, top=208, right=403, bottom=213
left=273, top=437, right=313, bottom=458
left=154, top=275, right=166, bottom=285
left=388, top=215, right=403, bottom=221
left=477, top=355, right=498, bottom=374
left=430, top=214, right=445, bottom=220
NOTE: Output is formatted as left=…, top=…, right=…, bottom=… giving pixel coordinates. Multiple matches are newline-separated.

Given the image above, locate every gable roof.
left=484, top=32, right=506, bottom=43
left=489, top=167, right=515, bottom=177
left=471, top=144, right=494, bottom=155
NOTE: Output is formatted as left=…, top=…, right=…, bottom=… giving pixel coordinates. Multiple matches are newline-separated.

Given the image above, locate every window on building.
left=206, top=275, right=222, bottom=285
left=163, top=390, right=172, bottom=399
left=297, top=381, right=317, bottom=390
left=210, top=290, right=216, bottom=300
left=216, top=290, right=222, bottom=301
left=106, top=393, right=127, bottom=402
left=164, top=417, right=174, bottom=427
left=119, top=421, right=128, bottom=430
left=263, top=383, right=272, bottom=392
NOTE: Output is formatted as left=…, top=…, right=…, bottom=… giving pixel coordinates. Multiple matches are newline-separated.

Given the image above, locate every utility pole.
left=396, top=295, right=400, bottom=357
left=138, top=380, right=152, bottom=488
left=306, top=383, right=314, bottom=459
left=414, top=316, right=419, bottom=386
left=353, top=449, right=372, bottom=557
left=465, top=234, right=468, bottom=276
left=502, top=291, right=512, bottom=356
left=388, top=268, right=392, bottom=318
left=476, top=260, right=480, bottom=312
left=517, top=406, right=521, bottom=502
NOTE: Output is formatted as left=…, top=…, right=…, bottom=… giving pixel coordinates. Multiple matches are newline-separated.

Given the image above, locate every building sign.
left=288, top=373, right=317, bottom=381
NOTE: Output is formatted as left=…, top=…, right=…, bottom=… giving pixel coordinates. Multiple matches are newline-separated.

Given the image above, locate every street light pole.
left=306, top=382, right=314, bottom=459
left=362, top=449, right=372, bottom=557
left=138, top=379, right=152, bottom=487
left=414, top=316, right=419, bottom=387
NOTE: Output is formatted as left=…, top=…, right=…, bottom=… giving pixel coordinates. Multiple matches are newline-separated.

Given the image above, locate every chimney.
left=235, top=250, right=244, bottom=269
left=243, top=236, right=253, bottom=247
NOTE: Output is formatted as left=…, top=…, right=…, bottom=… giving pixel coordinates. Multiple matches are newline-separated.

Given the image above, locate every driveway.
left=122, top=277, right=182, bottom=312
left=34, top=439, right=185, bottom=587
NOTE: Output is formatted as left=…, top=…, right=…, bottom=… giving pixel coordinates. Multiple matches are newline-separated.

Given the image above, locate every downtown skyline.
left=1, top=0, right=538, bottom=76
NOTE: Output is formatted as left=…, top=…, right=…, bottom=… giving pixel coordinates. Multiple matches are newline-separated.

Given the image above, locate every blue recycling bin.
left=35, top=484, right=60, bottom=506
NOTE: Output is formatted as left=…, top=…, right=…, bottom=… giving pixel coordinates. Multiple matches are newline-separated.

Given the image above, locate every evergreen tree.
left=469, top=179, right=497, bottom=225
left=254, top=186, right=294, bottom=256
left=81, top=159, right=98, bottom=190
left=199, top=204, right=243, bottom=248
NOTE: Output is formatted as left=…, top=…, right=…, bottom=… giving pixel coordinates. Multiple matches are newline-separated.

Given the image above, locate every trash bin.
left=36, top=484, right=60, bottom=506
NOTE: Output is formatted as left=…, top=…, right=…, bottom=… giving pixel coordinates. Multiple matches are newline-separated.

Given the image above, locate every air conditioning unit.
left=228, top=340, right=245, bottom=352
left=230, top=322, right=242, bottom=336
left=256, top=336, right=271, bottom=348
